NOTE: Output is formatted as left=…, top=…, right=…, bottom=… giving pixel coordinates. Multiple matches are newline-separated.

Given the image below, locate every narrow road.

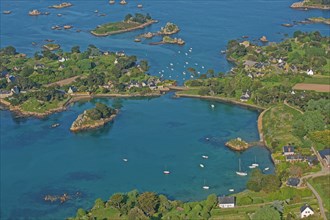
left=299, top=147, right=329, bottom=220
left=307, top=182, right=327, bottom=220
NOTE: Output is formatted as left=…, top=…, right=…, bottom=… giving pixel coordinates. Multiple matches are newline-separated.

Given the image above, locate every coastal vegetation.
left=69, top=184, right=322, bottom=219
left=68, top=190, right=219, bottom=220
left=307, top=17, right=330, bottom=25
left=0, top=45, right=174, bottom=116
left=91, top=13, right=156, bottom=36
left=291, top=0, right=330, bottom=9
left=70, top=102, right=117, bottom=132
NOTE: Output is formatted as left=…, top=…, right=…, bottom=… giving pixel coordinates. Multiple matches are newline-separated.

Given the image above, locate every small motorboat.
left=123, top=158, right=128, bottom=162
left=249, top=165, right=256, bottom=169
left=202, top=186, right=210, bottom=190
left=211, top=104, right=215, bottom=108
left=199, top=164, right=204, bottom=168
left=137, top=4, right=143, bottom=8
left=202, top=155, right=208, bottom=159
left=51, top=123, right=60, bottom=128
left=264, top=167, right=269, bottom=171
left=3, top=10, right=12, bottom=14
left=163, top=170, right=170, bottom=175
left=229, top=189, right=234, bottom=192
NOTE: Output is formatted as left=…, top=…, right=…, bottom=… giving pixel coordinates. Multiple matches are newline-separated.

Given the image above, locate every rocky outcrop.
left=291, top=1, right=330, bottom=10
left=70, top=110, right=118, bottom=132
left=225, top=137, right=249, bottom=151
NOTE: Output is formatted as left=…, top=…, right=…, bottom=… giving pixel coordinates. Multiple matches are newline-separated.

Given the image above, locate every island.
left=43, top=43, right=60, bottom=51
left=49, top=2, right=73, bottom=9
left=91, top=13, right=157, bottom=37
left=307, top=17, right=330, bottom=25
left=70, top=103, right=117, bottom=132
left=291, top=0, right=330, bottom=9
left=138, top=22, right=181, bottom=39
left=149, top=36, right=185, bottom=46
left=225, top=137, right=249, bottom=151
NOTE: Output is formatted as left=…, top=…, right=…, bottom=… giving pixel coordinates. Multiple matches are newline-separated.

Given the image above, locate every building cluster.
left=283, top=146, right=318, bottom=165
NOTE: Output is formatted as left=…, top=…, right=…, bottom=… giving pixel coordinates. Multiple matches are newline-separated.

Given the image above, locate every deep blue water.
left=0, top=0, right=329, bottom=219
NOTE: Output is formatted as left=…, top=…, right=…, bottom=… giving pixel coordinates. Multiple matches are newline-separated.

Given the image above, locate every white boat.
left=202, top=180, right=209, bottom=189
left=163, top=170, right=170, bottom=174
left=199, top=164, right=204, bottom=168
left=202, top=155, right=208, bottom=159
left=264, top=167, right=269, bottom=171
left=251, top=156, right=259, bottom=167
left=123, top=158, right=128, bottom=162
left=249, top=165, right=256, bottom=169
left=211, top=104, right=215, bottom=108
left=236, top=158, right=248, bottom=176
left=229, top=189, right=234, bottom=192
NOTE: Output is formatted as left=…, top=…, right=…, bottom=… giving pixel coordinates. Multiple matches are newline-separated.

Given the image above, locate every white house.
left=307, top=69, right=314, bottom=76
left=218, top=196, right=235, bottom=208
left=300, top=204, right=314, bottom=218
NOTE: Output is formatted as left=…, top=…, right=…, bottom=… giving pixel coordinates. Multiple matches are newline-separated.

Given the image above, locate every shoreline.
left=70, top=111, right=118, bottom=132
left=91, top=20, right=157, bottom=37
left=174, top=93, right=266, bottom=111
left=290, top=1, right=330, bottom=10
left=0, top=92, right=162, bottom=118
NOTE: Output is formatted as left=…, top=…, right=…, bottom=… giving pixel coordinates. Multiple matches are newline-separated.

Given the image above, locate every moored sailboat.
left=236, top=158, right=247, bottom=176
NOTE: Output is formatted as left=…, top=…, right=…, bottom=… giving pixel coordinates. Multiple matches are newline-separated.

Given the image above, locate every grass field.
left=92, top=22, right=139, bottom=34
left=262, top=104, right=302, bottom=151
left=303, top=76, right=330, bottom=85
left=20, top=97, right=68, bottom=113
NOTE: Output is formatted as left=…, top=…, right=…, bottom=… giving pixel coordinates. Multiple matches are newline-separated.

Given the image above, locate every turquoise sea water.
left=0, top=0, right=329, bottom=219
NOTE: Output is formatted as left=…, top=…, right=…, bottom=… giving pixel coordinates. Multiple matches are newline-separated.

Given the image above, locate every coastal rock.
left=70, top=110, right=118, bottom=132
left=160, top=22, right=180, bottom=35
left=43, top=44, right=60, bottom=51
left=225, top=137, right=249, bottom=151
left=291, top=1, right=330, bottom=10
left=49, top=2, right=73, bottom=9
left=29, top=9, right=41, bottom=16
left=259, top=36, right=268, bottom=42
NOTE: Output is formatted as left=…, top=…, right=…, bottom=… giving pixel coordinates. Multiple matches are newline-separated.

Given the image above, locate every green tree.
left=71, top=46, right=80, bottom=53
left=128, top=207, right=148, bottom=220
left=125, top=13, right=133, bottom=22
left=76, top=208, right=86, bottom=218
left=262, top=174, right=281, bottom=192
left=247, top=169, right=263, bottom=192
left=137, top=192, right=160, bottom=216
left=92, top=198, right=105, bottom=210
left=1, top=46, right=16, bottom=55
left=108, top=193, right=126, bottom=210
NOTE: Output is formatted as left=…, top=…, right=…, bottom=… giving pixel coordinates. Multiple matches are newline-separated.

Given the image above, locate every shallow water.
left=1, top=0, right=329, bottom=219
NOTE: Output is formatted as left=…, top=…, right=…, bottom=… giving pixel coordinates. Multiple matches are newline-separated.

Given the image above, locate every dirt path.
left=283, top=99, right=304, bottom=114
left=257, top=107, right=271, bottom=144
left=45, top=76, right=82, bottom=87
